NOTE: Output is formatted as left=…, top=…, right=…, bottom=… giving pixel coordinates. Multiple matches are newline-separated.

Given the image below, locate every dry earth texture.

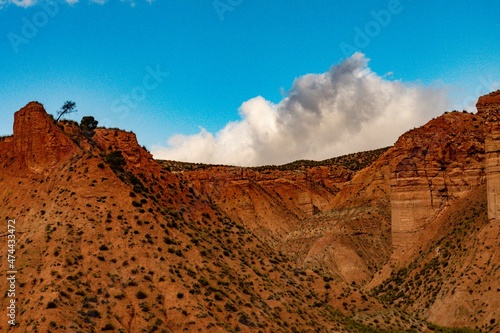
left=0, top=90, right=499, bottom=333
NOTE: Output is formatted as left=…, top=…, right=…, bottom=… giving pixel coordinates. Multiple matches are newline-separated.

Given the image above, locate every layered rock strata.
left=389, top=111, right=485, bottom=256
left=477, top=90, right=500, bottom=220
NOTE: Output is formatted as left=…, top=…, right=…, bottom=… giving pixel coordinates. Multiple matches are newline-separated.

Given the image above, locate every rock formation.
left=8, top=102, right=79, bottom=173
left=181, top=165, right=352, bottom=243
left=93, top=128, right=154, bottom=170
left=1, top=93, right=500, bottom=332
left=388, top=111, right=485, bottom=258
left=477, top=90, right=500, bottom=220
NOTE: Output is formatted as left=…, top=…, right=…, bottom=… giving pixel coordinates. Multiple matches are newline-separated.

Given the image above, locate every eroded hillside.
left=0, top=102, right=419, bottom=333
left=1, top=91, right=499, bottom=333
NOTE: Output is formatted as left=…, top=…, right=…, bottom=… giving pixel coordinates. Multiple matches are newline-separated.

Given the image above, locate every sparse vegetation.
left=2, top=98, right=498, bottom=332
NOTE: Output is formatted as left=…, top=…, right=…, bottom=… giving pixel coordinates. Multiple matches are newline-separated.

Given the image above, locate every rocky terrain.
left=0, top=90, right=499, bottom=332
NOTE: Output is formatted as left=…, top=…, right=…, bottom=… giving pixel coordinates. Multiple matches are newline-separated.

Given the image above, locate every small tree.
left=105, top=150, right=126, bottom=172
left=56, top=101, right=77, bottom=122
left=80, top=116, right=98, bottom=138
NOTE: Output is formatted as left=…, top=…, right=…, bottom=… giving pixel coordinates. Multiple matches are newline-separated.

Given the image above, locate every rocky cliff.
left=2, top=102, right=79, bottom=174
left=388, top=111, right=485, bottom=258
left=93, top=128, right=154, bottom=170
left=179, top=165, right=352, bottom=243
left=0, top=102, right=414, bottom=333
left=176, top=92, right=500, bottom=330
left=477, top=90, right=500, bottom=220
left=1, top=93, right=499, bottom=332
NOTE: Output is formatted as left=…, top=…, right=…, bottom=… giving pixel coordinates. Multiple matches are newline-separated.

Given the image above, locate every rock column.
left=478, top=90, right=500, bottom=220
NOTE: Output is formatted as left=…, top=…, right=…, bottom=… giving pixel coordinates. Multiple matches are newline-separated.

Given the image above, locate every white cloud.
left=0, top=0, right=153, bottom=9
left=153, top=53, right=450, bottom=166
left=0, top=0, right=36, bottom=8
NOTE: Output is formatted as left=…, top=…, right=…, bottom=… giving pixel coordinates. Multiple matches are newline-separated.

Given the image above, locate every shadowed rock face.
left=477, top=90, right=500, bottom=220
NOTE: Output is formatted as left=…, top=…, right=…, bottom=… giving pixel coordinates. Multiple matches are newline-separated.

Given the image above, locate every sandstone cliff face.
left=477, top=90, right=500, bottom=220
left=0, top=102, right=156, bottom=176
left=94, top=129, right=154, bottom=170
left=6, top=102, right=79, bottom=173
left=373, top=184, right=500, bottom=329
left=180, top=152, right=395, bottom=285
left=183, top=165, right=352, bottom=243
left=3, top=94, right=500, bottom=331
left=0, top=102, right=410, bottom=333
left=388, top=112, right=485, bottom=258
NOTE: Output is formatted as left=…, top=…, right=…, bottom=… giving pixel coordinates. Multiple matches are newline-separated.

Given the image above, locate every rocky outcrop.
left=2, top=93, right=500, bottom=331
left=477, top=90, right=500, bottom=220
left=0, top=102, right=156, bottom=178
left=94, top=128, right=154, bottom=170
left=7, top=102, right=79, bottom=173
left=388, top=111, right=485, bottom=257
left=183, top=165, right=352, bottom=242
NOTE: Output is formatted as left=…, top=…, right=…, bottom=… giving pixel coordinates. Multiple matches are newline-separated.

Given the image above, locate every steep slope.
left=388, top=111, right=485, bottom=260
left=372, top=91, right=500, bottom=331
left=480, top=90, right=500, bottom=220
left=0, top=102, right=417, bottom=333
left=176, top=91, right=500, bottom=331
left=178, top=164, right=353, bottom=244
left=180, top=111, right=486, bottom=286
left=373, top=184, right=499, bottom=331
left=175, top=147, right=393, bottom=286
left=1, top=91, right=499, bottom=332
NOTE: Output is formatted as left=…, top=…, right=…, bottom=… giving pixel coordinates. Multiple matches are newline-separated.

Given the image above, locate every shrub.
left=87, top=310, right=101, bottom=318
left=105, top=151, right=125, bottom=171
left=101, top=323, right=115, bottom=331
left=224, top=301, right=237, bottom=312
left=80, top=116, right=98, bottom=138
left=238, top=313, right=254, bottom=327
left=46, top=301, right=57, bottom=309
left=136, top=291, right=148, bottom=299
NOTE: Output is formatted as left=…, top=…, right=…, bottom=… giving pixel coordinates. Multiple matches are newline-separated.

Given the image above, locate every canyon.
left=0, top=91, right=499, bottom=332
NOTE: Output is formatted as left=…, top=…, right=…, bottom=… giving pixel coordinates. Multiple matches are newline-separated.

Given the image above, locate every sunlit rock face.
left=12, top=102, right=78, bottom=174
left=477, top=90, right=500, bottom=220
left=389, top=108, right=486, bottom=258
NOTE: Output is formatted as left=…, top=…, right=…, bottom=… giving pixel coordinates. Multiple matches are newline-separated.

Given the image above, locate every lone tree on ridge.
left=56, top=101, right=77, bottom=122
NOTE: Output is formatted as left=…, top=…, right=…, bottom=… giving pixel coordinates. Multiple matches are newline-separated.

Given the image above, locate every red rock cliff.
left=93, top=128, right=154, bottom=171
left=10, top=102, right=79, bottom=173
left=477, top=90, right=500, bottom=220
left=388, top=111, right=485, bottom=258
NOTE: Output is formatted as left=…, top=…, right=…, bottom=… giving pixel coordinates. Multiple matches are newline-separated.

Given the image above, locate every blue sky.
left=0, top=0, right=499, bottom=165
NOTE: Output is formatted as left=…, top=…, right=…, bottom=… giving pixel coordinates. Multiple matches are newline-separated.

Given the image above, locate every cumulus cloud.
left=0, top=0, right=36, bottom=8
left=153, top=53, right=450, bottom=167
left=0, top=0, right=154, bottom=9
